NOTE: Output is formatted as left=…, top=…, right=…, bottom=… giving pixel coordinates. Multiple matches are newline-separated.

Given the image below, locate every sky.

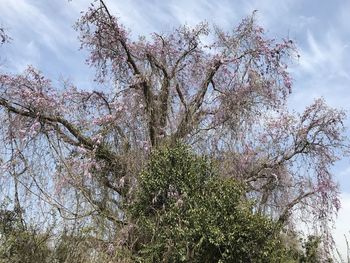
left=0, top=0, right=350, bottom=257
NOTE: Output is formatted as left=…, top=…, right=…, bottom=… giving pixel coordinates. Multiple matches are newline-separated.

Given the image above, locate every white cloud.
left=0, top=0, right=73, bottom=53
left=288, top=27, right=350, bottom=113
left=11, top=41, right=40, bottom=72
left=299, top=30, right=350, bottom=78
left=243, top=0, right=292, bottom=28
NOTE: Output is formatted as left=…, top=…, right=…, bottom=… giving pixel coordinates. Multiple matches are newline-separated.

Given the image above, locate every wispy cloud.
left=0, top=0, right=94, bottom=86
left=1, top=0, right=73, bottom=54
left=299, top=30, right=350, bottom=78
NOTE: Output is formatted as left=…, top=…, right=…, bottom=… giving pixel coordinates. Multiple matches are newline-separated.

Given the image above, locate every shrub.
left=129, top=144, right=286, bottom=262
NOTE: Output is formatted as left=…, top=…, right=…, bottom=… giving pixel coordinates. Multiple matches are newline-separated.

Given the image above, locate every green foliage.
left=0, top=208, right=51, bottom=263
left=0, top=149, right=337, bottom=263
left=275, top=234, right=334, bottom=263
left=129, top=144, right=286, bottom=262
left=299, top=235, right=321, bottom=263
left=298, top=235, right=334, bottom=263
left=0, top=205, right=124, bottom=263
left=53, top=233, right=92, bottom=263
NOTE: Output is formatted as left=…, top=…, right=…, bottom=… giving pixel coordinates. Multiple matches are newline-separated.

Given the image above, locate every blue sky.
left=1, top=0, right=350, bottom=255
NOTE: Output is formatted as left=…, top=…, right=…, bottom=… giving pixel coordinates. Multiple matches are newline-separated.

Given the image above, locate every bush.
left=0, top=208, right=51, bottom=263
left=129, top=144, right=287, bottom=262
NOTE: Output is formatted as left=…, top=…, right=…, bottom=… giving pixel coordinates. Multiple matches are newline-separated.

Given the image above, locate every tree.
left=0, top=0, right=347, bottom=259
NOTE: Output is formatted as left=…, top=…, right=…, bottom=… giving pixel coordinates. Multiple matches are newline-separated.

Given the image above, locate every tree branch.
left=173, top=60, right=222, bottom=139
left=0, top=97, right=94, bottom=149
